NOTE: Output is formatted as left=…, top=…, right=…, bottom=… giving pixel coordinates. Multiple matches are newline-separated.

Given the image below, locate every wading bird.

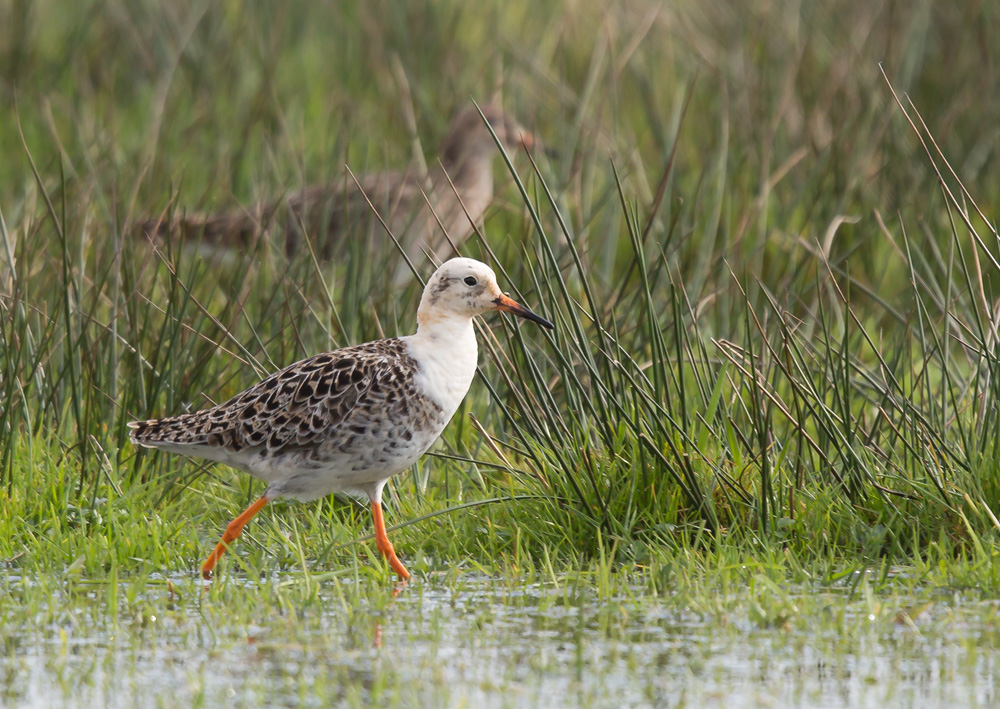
left=129, top=258, right=553, bottom=579
left=140, top=104, right=536, bottom=276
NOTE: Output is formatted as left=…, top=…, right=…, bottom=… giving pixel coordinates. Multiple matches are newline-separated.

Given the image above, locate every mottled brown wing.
left=129, top=339, right=419, bottom=454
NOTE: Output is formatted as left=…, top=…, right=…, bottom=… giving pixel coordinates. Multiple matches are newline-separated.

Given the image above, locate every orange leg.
left=371, top=500, right=410, bottom=580
left=201, top=496, right=269, bottom=579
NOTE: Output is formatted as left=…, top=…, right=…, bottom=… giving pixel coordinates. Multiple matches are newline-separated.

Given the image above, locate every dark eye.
left=464, top=276, right=478, bottom=287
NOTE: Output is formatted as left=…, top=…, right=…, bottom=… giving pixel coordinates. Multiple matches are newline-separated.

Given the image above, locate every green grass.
left=2, top=0, right=1000, bottom=607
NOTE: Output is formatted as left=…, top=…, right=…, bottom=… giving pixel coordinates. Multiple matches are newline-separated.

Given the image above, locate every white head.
left=416, top=258, right=553, bottom=330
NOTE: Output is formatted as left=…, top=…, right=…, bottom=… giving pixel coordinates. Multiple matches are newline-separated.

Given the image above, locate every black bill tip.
left=493, top=294, right=554, bottom=329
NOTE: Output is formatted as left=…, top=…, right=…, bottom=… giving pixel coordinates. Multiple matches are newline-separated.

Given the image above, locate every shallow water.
left=2, top=572, right=998, bottom=708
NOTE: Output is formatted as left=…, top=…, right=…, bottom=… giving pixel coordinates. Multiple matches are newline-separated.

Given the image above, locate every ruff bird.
left=128, top=258, right=553, bottom=580
left=139, top=104, right=535, bottom=272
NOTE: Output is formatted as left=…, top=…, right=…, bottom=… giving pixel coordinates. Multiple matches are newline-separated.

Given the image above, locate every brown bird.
left=140, top=103, right=536, bottom=270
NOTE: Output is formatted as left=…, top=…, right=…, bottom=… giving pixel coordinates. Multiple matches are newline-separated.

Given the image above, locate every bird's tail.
left=127, top=412, right=215, bottom=448
left=135, top=205, right=274, bottom=249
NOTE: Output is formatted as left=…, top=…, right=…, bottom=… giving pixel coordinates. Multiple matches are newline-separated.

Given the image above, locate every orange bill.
left=493, top=294, right=554, bottom=329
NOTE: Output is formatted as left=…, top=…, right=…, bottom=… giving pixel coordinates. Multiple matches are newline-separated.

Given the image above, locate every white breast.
left=403, top=321, right=479, bottom=423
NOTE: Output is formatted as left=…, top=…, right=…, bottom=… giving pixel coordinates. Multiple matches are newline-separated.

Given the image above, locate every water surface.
left=2, top=572, right=997, bottom=707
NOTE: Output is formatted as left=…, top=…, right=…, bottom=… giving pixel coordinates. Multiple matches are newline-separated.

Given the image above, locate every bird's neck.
left=439, top=146, right=495, bottom=190
left=412, top=309, right=477, bottom=351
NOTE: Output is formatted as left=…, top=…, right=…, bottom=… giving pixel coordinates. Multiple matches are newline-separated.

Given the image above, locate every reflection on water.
left=1, top=572, right=998, bottom=708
